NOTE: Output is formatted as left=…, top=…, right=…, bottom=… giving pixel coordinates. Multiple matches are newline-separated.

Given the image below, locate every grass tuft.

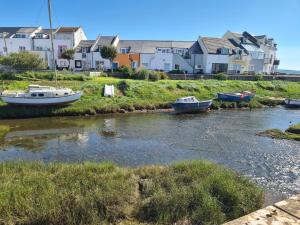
left=0, top=160, right=263, bottom=225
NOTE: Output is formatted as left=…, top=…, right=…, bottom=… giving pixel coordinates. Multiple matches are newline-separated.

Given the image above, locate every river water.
left=0, top=107, right=299, bottom=204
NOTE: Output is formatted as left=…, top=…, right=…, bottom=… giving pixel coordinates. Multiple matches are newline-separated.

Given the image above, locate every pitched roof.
left=96, top=36, right=117, bottom=46
left=76, top=40, right=96, bottom=52
left=201, top=37, right=236, bottom=54
left=117, top=40, right=202, bottom=54
left=56, top=27, right=80, bottom=33
left=0, top=27, right=38, bottom=37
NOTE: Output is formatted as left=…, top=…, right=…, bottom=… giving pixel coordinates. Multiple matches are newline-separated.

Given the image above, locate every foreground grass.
left=258, top=123, right=300, bottom=141
left=0, top=160, right=263, bottom=225
left=0, top=78, right=299, bottom=118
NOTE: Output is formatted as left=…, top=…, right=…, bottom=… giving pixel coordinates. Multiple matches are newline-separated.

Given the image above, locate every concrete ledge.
left=223, top=194, right=300, bottom=225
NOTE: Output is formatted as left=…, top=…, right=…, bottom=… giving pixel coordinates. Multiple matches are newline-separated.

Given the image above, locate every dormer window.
left=35, top=33, right=44, bottom=39
left=15, top=33, right=26, bottom=38
left=218, top=48, right=229, bottom=55
left=120, top=48, right=130, bottom=54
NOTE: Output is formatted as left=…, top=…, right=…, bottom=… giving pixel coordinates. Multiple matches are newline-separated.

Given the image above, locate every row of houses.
left=0, top=26, right=280, bottom=74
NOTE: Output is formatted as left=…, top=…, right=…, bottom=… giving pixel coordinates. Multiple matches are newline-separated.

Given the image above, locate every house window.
left=36, top=46, right=43, bottom=51
left=38, top=93, right=44, bottom=97
left=96, top=61, right=105, bottom=70
left=112, top=62, right=119, bottom=69
left=19, top=46, right=26, bottom=51
left=219, top=48, right=229, bottom=55
left=82, top=53, right=87, bottom=59
left=131, top=61, right=138, bottom=69
left=212, top=63, right=228, bottom=73
left=15, top=33, right=26, bottom=38
left=75, top=60, right=82, bottom=68
left=142, top=63, right=149, bottom=68
left=82, top=47, right=87, bottom=53
left=175, top=64, right=180, bottom=70
left=120, top=48, right=129, bottom=54
left=35, top=33, right=44, bottom=38
left=58, top=45, right=67, bottom=58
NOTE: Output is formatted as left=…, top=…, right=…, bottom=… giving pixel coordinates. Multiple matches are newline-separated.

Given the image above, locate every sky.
left=0, top=0, right=300, bottom=70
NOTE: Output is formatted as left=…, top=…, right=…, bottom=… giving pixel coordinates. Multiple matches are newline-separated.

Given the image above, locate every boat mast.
left=47, top=0, right=57, bottom=86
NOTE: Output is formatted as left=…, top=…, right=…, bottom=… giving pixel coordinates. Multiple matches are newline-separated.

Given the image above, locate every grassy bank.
left=0, top=78, right=299, bottom=118
left=0, top=160, right=263, bottom=225
left=258, top=123, right=300, bottom=141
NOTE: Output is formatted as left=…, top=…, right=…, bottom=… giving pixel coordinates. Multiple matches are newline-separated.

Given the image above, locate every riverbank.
left=0, top=78, right=299, bottom=119
left=258, top=123, right=300, bottom=141
left=0, top=160, right=263, bottom=225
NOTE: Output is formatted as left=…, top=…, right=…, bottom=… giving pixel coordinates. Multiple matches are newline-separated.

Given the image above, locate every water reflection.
left=0, top=108, right=299, bottom=204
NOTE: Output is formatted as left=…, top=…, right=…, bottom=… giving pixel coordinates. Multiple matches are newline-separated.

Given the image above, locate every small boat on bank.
left=0, top=85, right=82, bottom=106
left=172, top=96, right=212, bottom=114
left=217, top=91, right=255, bottom=102
left=285, top=99, right=300, bottom=108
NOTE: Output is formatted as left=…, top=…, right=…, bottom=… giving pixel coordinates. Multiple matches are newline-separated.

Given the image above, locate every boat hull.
left=1, top=92, right=82, bottom=106
left=172, top=100, right=212, bottom=114
left=217, top=93, right=254, bottom=102
left=285, top=99, right=300, bottom=108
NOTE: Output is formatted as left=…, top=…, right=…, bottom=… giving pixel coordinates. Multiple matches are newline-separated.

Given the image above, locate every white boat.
left=0, top=85, right=82, bottom=106
left=172, top=96, right=213, bottom=114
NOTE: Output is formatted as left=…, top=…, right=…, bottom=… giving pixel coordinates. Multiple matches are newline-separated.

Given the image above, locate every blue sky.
left=1, top=0, right=300, bottom=70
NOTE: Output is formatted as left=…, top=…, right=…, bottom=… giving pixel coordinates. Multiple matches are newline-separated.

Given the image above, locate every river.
left=0, top=107, right=299, bottom=204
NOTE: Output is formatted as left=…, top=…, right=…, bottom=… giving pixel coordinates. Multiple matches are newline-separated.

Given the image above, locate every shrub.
left=136, top=69, right=150, bottom=80
left=0, top=52, right=46, bottom=70
left=215, top=72, right=227, bottom=80
left=254, top=74, right=264, bottom=81
left=159, top=72, right=169, bottom=80
left=149, top=71, right=161, bottom=81
left=119, top=66, right=134, bottom=78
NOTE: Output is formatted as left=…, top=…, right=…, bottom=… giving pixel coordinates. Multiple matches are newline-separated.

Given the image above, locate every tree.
left=100, top=45, right=118, bottom=72
left=61, top=48, right=75, bottom=69
left=0, top=51, right=46, bottom=70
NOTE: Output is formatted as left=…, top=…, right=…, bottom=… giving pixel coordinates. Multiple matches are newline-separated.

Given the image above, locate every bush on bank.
left=0, top=160, right=264, bottom=225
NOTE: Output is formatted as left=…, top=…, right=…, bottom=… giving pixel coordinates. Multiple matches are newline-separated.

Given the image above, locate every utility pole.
left=2, top=32, right=8, bottom=56
left=48, top=0, right=58, bottom=86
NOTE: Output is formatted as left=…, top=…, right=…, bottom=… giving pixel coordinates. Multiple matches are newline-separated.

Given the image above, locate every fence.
left=167, top=74, right=300, bottom=82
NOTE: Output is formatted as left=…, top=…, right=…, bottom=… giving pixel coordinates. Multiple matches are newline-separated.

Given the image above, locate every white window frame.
left=19, top=46, right=26, bottom=51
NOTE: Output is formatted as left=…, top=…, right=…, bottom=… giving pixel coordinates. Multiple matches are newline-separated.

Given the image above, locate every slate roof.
left=0, top=27, right=38, bottom=37
left=201, top=37, right=236, bottom=54
left=76, top=40, right=96, bottom=52
left=117, top=40, right=202, bottom=54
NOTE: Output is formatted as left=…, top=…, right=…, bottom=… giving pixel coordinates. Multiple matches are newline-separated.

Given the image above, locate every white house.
left=223, top=31, right=279, bottom=74
left=0, top=26, right=87, bottom=69
left=197, top=36, right=249, bottom=74
left=74, top=35, right=119, bottom=71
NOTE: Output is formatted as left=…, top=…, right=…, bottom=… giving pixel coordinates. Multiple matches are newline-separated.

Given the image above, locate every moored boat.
left=284, top=99, right=300, bottom=108
left=217, top=91, right=255, bottom=102
left=172, top=96, right=212, bottom=114
left=0, top=85, right=82, bottom=106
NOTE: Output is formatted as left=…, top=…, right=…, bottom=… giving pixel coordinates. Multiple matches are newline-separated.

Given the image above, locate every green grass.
left=0, top=78, right=299, bottom=119
left=286, top=123, right=300, bottom=134
left=258, top=123, right=300, bottom=141
left=0, top=160, right=263, bottom=225
left=0, top=125, right=10, bottom=139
